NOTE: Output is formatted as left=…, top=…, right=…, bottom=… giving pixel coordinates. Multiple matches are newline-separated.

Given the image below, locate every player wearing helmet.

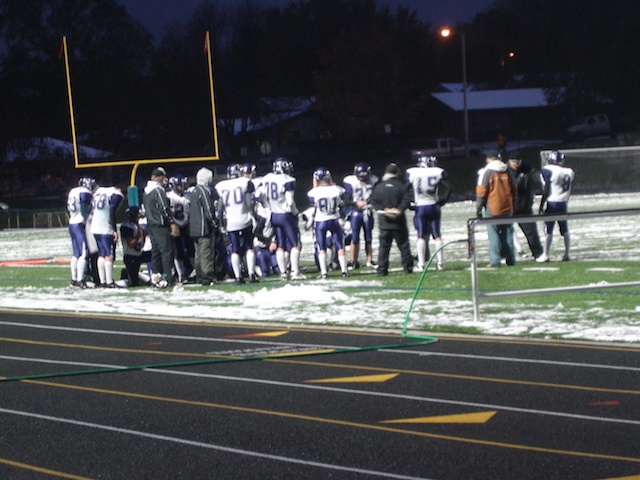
left=342, top=162, right=378, bottom=270
left=307, top=167, right=349, bottom=279
left=537, top=151, right=575, bottom=262
left=166, top=174, right=193, bottom=282
left=118, top=206, right=152, bottom=287
left=259, top=157, right=305, bottom=280
left=67, top=177, right=96, bottom=288
left=405, top=156, right=452, bottom=271
left=215, top=162, right=259, bottom=284
left=91, top=183, right=125, bottom=287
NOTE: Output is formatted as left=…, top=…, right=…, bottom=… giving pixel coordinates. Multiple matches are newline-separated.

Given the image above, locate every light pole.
left=440, top=27, right=469, bottom=158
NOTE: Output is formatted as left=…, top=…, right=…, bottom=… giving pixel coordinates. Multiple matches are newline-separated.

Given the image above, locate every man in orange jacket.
left=476, top=152, right=517, bottom=268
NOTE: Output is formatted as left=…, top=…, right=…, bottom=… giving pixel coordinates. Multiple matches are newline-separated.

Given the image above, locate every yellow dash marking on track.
left=600, top=475, right=640, bottom=480
left=0, top=457, right=91, bottom=479
left=307, top=373, right=399, bottom=384
left=22, top=380, right=640, bottom=464
left=382, top=411, right=497, bottom=424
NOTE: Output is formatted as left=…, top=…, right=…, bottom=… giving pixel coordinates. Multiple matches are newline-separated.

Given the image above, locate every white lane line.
left=0, top=407, right=433, bottom=480
left=2, top=320, right=639, bottom=372
left=3, top=355, right=639, bottom=427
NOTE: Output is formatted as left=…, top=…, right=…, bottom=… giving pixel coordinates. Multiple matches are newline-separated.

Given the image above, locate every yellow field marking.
left=22, top=379, right=640, bottom=465
left=0, top=457, right=90, bottom=479
left=382, top=411, right=497, bottom=424
left=307, top=373, right=399, bottom=384
left=271, top=359, right=640, bottom=396
left=599, top=475, right=640, bottom=480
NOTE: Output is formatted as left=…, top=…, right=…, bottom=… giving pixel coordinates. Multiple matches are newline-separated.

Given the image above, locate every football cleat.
left=535, top=254, right=549, bottom=263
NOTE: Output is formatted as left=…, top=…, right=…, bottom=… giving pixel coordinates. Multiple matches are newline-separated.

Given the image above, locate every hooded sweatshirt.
left=476, top=160, right=515, bottom=217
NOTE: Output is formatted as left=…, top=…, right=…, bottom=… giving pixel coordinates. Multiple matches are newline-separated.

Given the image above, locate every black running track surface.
left=0, top=309, right=639, bottom=480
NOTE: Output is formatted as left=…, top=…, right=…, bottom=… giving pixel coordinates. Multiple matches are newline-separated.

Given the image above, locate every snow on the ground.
left=1, top=193, right=640, bottom=343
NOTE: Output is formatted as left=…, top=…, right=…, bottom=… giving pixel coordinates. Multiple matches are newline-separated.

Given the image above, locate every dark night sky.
left=118, top=0, right=494, bottom=38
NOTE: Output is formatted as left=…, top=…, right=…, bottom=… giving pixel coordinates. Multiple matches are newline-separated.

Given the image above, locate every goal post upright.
left=61, top=32, right=221, bottom=187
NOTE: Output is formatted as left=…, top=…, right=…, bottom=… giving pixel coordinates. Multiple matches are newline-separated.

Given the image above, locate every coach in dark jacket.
left=369, top=163, right=414, bottom=276
left=508, top=158, right=543, bottom=258
left=189, top=167, right=220, bottom=285
left=143, top=167, right=179, bottom=287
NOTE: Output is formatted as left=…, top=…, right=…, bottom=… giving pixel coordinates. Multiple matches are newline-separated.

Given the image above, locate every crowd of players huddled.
left=66, top=149, right=573, bottom=288
left=66, top=158, right=386, bottom=288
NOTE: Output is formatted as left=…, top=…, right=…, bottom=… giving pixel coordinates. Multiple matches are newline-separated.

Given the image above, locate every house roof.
left=226, top=97, right=316, bottom=135
left=432, top=85, right=553, bottom=112
left=5, top=137, right=112, bottom=162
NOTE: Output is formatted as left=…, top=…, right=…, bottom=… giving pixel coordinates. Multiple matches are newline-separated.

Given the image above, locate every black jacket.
left=370, top=174, right=413, bottom=230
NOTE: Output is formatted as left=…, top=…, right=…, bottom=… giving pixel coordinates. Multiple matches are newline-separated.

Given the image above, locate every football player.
left=166, top=174, right=193, bottom=282
left=67, top=177, right=95, bottom=288
left=215, top=163, right=259, bottom=284
left=307, top=167, right=349, bottom=279
left=537, top=150, right=576, bottom=262
left=405, top=156, right=452, bottom=271
left=118, top=206, right=152, bottom=287
left=259, top=158, right=305, bottom=280
left=342, top=162, right=378, bottom=270
left=91, top=183, right=125, bottom=287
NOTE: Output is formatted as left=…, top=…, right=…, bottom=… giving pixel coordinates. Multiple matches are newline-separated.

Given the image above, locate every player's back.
left=406, top=166, right=445, bottom=206
left=67, top=186, right=92, bottom=224
left=308, top=184, right=344, bottom=222
left=543, top=164, right=574, bottom=202
left=92, top=186, right=123, bottom=234
left=215, top=176, right=254, bottom=230
left=260, top=172, right=295, bottom=214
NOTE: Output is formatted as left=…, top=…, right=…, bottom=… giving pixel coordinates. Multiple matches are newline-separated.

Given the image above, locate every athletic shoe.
left=317, top=273, right=328, bottom=280
left=249, top=274, right=259, bottom=284
left=436, top=263, right=444, bottom=271
left=151, top=273, right=162, bottom=285
left=280, top=272, right=290, bottom=281
left=413, top=264, right=425, bottom=273
left=535, top=254, right=549, bottom=263
left=518, top=250, right=528, bottom=258
left=365, top=261, right=377, bottom=268
left=234, top=277, right=246, bottom=285
left=342, top=271, right=349, bottom=278
left=347, top=261, right=360, bottom=270
left=562, top=255, right=570, bottom=262
left=290, top=272, right=307, bottom=280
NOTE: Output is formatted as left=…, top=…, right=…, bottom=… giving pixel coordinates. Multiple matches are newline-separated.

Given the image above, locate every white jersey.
left=91, top=186, right=124, bottom=235
left=167, top=190, right=190, bottom=228
left=260, top=172, right=297, bottom=214
left=215, top=176, right=255, bottom=231
left=67, top=186, right=93, bottom=225
left=406, top=166, right=447, bottom=206
left=541, top=164, right=575, bottom=202
left=307, top=184, right=345, bottom=222
left=342, top=174, right=377, bottom=205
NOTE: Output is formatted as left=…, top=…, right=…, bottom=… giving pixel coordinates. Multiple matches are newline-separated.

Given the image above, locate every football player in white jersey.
left=67, top=177, right=95, bottom=288
left=259, top=158, right=305, bottom=280
left=215, top=163, right=259, bottom=284
left=342, top=162, right=378, bottom=270
left=91, top=184, right=125, bottom=287
left=405, top=156, right=452, bottom=271
left=537, top=150, right=575, bottom=262
left=307, top=167, right=349, bottom=279
left=166, top=175, right=193, bottom=282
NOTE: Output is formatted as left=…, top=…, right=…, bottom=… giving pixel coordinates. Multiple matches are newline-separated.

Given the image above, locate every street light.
left=440, top=27, right=469, bottom=158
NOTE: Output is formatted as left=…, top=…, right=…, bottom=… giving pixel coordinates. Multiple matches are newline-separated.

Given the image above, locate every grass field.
left=1, top=192, right=639, bottom=343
